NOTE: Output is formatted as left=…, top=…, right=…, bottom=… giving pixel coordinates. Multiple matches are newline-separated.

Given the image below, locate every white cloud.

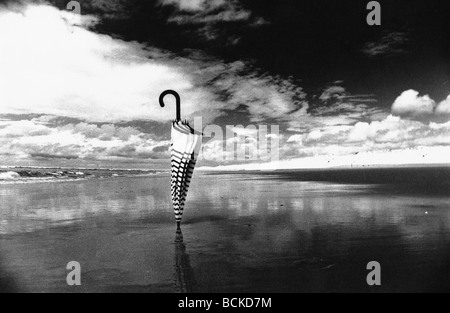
left=392, top=90, right=435, bottom=117
left=362, top=32, right=409, bottom=57
left=260, top=111, right=450, bottom=170
left=160, top=0, right=267, bottom=34
left=0, top=118, right=170, bottom=163
left=0, top=3, right=309, bottom=167
left=199, top=82, right=449, bottom=169
left=0, top=3, right=300, bottom=126
left=160, top=0, right=266, bottom=43
left=436, top=95, right=450, bottom=115
left=391, top=90, right=450, bottom=120
left=199, top=100, right=450, bottom=168
left=286, top=100, right=387, bottom=135
left=0, top=4, right=216, bottom=123
left=178, top=58, right=308, bottom=123
left=287, top=115, right=450, bottom=149
left=200, top=128, right=281, bottom=164
left=160, top=0, right=226, bottom=12
left=169, top=9, right=251, bottom=24
left=319, top=86, right=346, bottom=102
left=229, top=77, right=307, bottom=122
left=318, top=86, right=377, bottom=109
left=201, top=113, right=450, bottom=170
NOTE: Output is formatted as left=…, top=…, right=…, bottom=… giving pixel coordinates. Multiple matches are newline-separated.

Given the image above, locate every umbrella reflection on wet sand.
left=173, top=229, right=196, bottom=293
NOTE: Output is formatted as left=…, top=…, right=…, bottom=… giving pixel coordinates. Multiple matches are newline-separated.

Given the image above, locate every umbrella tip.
left=175, top=228, right=183, bottom=242
left=177, top=221, right=181, bottom=230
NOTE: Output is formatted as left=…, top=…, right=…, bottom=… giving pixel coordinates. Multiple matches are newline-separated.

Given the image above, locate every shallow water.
left=0, top=172, right=450, bottom=292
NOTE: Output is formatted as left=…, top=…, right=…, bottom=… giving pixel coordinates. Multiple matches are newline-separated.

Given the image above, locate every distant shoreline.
left=200, top=163, right=450, bottom=173
left=200, top=166, right=450, bottom=193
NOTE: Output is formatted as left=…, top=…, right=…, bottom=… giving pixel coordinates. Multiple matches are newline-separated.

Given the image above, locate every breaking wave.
left=0, top=171, right=20, bottom=180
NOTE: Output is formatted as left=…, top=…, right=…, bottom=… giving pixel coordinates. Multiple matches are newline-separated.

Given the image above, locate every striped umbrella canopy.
left=160, top=90, right=202, bottom=228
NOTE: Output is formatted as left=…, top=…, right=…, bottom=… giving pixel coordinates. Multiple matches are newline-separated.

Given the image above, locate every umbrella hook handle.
left=160, top=90, right=181, bottom=121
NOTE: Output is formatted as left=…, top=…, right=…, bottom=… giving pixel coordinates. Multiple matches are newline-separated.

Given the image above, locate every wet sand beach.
left=1, top=169, right=450, bottom=293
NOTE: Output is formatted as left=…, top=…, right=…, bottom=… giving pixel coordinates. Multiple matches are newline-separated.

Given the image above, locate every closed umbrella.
left=159, top=90, right=202, bottom=228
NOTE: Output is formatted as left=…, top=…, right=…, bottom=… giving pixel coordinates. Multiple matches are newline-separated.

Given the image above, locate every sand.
left=1, top=170, right=450, bottom=292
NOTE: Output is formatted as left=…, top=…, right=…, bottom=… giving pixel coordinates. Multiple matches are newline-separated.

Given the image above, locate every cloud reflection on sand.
left=0, top=177, right=169, bottom=235
left=1, top=172, right=450, bottom=292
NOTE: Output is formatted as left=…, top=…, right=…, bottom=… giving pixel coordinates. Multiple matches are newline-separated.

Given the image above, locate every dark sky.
left=50, top=0, right=450, bottom=108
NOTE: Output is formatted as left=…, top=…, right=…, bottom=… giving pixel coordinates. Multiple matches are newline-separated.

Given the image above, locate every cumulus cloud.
left=392, top=90, right=436, bottom=117
left=199, top=92, right=443, bottom=167
left=0, top=120, right=169, bottom=166
left=283, top=115, right=450, bottom=162
left=261, top=88, right=450, bottom=168
left=0, top=119, right=170, bottom=164
left=200, top=109, right=450, bottom=170
left=199, top=85, right=450, bottom=167
left=436, top=96, right=450, bottom=115
left=391, top=89, right=450, bottom=121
